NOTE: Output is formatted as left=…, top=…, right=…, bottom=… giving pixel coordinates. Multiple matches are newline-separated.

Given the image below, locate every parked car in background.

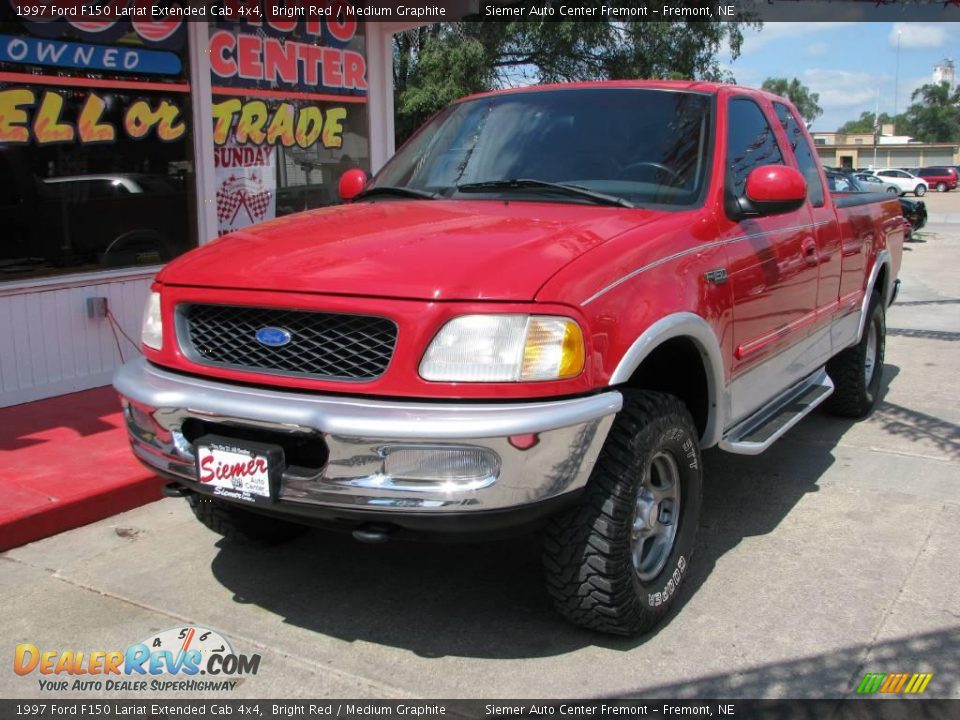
left=874, top=168, right=928, bottom=196
left=826, top=171, right=926, bottom=231
left=899, top=196, right=928, bottom=231
left=0, top=147, right=190, bottom=277
left=909, top=167, right=958, bottom=192
left=854, top=173, right=900, bottom=195
left=825, top=170, right=861, bottom=193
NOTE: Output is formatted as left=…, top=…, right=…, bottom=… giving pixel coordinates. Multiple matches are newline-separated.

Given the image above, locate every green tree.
left=902, top=82, right=960, bottom=143
left=394, top=15, right=760, bottom=144
left=760, top=77, right=822, bottom=126
left=837, top=111, right=908, bottom=135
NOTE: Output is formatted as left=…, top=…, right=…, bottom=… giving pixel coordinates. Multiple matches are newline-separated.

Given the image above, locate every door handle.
left=802, top=238, right=818, bottom=266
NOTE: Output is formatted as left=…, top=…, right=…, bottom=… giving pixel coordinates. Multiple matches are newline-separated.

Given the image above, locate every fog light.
left=381, top=445, right=500, bottom=486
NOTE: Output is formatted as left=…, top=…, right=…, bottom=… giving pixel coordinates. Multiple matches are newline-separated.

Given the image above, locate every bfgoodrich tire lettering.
left=825, top=292, right=886, bottom=418
left=187, top=494, right=308, bottom=545
left=542, top=391, right=703, bottom=636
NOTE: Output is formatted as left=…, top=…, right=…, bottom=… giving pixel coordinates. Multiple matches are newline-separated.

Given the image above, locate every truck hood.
left=159, top=200, right=666, bottom=301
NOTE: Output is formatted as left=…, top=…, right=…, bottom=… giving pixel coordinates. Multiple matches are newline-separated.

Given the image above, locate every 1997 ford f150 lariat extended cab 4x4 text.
left=115, top=81, right=903, bottom=636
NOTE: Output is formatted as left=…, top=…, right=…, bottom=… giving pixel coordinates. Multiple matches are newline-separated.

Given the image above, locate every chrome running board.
left=720, top=369, right=834, bottom=455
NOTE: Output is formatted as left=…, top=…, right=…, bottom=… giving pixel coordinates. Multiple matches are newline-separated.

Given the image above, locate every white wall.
left=0, top=270, right=154, bottom=407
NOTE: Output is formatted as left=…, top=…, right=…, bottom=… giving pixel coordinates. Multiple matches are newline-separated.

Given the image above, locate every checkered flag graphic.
left=217, top=174, right=273, bottom=226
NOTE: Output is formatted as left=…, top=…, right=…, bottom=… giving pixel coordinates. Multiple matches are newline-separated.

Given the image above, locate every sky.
left=722, top=22, right=959, bottom=132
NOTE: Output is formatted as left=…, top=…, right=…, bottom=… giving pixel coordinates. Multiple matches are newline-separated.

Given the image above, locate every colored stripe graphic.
left=857, top=673, right=885, bottom=694
left=857, top=672, right=933, bottom=694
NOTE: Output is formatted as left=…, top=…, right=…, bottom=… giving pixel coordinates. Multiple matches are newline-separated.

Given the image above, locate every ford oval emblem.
left=255, top=327, right=292, bottom=347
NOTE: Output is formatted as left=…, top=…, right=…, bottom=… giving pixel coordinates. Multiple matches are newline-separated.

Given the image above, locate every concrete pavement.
left=2, top=221, right=958, bottom=701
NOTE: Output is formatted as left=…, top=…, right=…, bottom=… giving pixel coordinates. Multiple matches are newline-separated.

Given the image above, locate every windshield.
left=372, top=88, right=714, bottom=208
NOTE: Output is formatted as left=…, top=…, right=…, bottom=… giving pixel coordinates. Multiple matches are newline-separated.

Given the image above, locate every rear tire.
left=825, top=293, right=886, bottom=418
left=936, top=182, right=947, bottom=192
left=187, top=495, right=308, bottom=545
left=542, top=391, right=702, bottom=636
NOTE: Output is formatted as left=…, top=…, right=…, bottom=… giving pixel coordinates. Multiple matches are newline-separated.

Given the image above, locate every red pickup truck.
left=115, top=81, right=903, bottom=636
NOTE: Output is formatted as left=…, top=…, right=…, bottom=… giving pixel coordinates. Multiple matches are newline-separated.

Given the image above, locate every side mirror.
left=338, top=168, right=369, bottom=202
left=727, top=165, right=807, bottom=220
left=741, top=165, right=807, bottom=217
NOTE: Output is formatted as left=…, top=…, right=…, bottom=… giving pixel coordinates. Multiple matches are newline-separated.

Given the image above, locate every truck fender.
left=858, top=249, right=891, bottom=343
left=609, top=312, right=726, bottom=448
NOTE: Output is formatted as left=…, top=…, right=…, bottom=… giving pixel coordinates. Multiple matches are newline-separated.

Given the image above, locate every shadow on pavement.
left=618, top=626, right=959, bottom=699
left=868, top=401, right=960, bottom=460
left=887, top=328, right=960, bottom=342
left=0, top=386, right=121, bottom=452
left=208, top=366, right=905, bottom=659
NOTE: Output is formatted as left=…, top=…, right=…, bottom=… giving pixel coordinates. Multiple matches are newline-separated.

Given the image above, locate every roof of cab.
left=458, top=79, right=772, bottom=103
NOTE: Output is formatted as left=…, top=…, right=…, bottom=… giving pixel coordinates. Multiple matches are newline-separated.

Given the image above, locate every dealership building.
left=0, top=13, right=464, bottom=408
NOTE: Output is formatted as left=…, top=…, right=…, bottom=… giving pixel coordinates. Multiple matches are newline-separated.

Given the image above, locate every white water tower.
left=933, top=58, right=955, bottom=89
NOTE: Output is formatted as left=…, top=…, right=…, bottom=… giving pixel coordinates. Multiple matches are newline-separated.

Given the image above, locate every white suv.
left=874, top=169, right=928, bottom=196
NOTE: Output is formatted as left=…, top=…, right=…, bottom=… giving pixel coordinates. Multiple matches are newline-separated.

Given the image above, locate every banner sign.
left=0, top=87, right=185, bottom=145
left=215, top=138, right=276, bottom=235
left=209, top=17, right=367, bottom=96
left=213, top=99, right=348, bottom=149
left=10, top=11, right=187, bottom=52
left=0, top=33, right=182, bottom=75
left=0, top=87, right=348, bottom=149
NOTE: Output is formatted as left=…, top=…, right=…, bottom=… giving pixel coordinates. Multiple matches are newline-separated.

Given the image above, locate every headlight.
left=419, top=315, right=585, bottom=382
left=141, top=291, right=163, bottom=350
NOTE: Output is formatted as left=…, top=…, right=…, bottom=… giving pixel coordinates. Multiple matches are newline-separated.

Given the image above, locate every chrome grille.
left=178, top=304, right=397, bottom=381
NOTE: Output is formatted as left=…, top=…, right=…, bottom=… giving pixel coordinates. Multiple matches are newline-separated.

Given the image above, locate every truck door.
left=721, top=96, right=820, bottom=420
left=772, top=102, right=842, bottom=326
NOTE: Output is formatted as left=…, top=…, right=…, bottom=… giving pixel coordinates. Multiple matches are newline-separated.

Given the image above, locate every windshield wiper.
left=456, top=179, right=634, bottom=208
left=354, top=186, right=439, bottom=201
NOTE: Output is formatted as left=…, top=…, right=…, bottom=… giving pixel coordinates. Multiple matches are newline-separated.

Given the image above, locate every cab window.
left=773, top=102, right=825, bottom=207
left=726, top=98, right=784, bottom=198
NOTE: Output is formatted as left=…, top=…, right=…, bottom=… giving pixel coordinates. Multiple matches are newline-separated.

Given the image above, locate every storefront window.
left=208, top=19, right=369, bottom=235
left=0, top=15, right=196, bottom=281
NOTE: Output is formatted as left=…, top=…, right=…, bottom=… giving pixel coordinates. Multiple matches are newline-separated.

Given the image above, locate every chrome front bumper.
left=114, top=359, right=621, bottom=515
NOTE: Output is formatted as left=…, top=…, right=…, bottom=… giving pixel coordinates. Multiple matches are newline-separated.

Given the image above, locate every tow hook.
left=352, top=524, right=395, bottom=544
left=162, top=483, right=193, bottom=498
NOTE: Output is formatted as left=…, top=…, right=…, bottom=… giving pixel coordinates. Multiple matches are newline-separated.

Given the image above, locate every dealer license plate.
left=194, top=435, right=283, bottom=504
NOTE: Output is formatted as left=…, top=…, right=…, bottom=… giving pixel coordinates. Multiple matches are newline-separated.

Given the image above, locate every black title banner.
left=3, top=699, right=960, bottom=719
left=4, top=0, right=960, bottom=24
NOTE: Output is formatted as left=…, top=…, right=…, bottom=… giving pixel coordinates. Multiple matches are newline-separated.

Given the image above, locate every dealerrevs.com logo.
left=14, top=626, right=261, bottom=693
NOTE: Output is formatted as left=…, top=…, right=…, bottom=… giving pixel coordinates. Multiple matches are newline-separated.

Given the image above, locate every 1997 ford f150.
left=115, top=81, right=903, bottom=636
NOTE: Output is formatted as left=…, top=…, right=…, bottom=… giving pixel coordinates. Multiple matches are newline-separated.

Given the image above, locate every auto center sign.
left=209, top=13, right=367, bottom=95
left=209, top=22, right=366, bottom=94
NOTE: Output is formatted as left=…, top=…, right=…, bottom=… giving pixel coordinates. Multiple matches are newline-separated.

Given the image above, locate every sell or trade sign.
left=0, top=87, right=185, bottom=145
left=0, top=34, right=182, bottom=75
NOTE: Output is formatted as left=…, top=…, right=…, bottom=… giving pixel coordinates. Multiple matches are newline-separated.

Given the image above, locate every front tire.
left=915, top=184, right=927, bottom=196
left=187, top=494, right=308, bottom=545
left=543, top=391, right=703, bottom=636
left=825, top=292, right=886, bottom=418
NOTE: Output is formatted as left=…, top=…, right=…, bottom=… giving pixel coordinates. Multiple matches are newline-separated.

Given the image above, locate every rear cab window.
left=773, top=102, right=825, bottom=207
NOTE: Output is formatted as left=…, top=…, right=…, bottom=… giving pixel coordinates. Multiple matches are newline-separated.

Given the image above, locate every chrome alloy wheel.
left=631, top=450, right=681, bottom=581
left=864, top=320, right=879, bottom=386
